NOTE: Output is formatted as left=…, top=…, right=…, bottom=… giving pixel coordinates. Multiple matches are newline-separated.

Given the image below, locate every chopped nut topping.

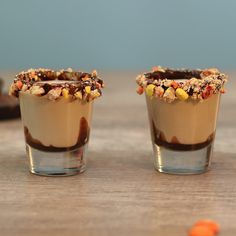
left=47, top=87, right=62, bottom=100
left=9, top=68, right=104, bottom=102
left=30, top=86, right=45, bottom=96
left=136, top=66, right=227, bottom=102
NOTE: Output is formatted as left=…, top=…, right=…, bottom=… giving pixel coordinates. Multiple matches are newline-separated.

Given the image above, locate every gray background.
left=0, top=0, right=235, bottom=70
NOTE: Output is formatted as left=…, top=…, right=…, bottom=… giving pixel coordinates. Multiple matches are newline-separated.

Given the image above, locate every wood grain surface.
left=0, top=71, right=235, bottom=236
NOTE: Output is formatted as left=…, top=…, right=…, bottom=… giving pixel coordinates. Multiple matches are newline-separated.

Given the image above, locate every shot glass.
left=9, top=68, right=104, bottom=176
left=136, top=66, right=227, bottom=174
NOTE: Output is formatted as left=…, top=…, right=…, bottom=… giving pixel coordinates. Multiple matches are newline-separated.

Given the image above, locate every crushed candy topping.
left=9, top=68, right=104, bottom=101
left=136, top=66, right=227, bottom=103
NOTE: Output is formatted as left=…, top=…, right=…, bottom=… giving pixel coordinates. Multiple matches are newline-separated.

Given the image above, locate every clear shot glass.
left=9, top=68, right=104, bottom=176
left=136, top=66, right=227, bottom=174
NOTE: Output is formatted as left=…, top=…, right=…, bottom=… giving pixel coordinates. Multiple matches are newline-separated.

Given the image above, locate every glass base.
left=26, top=144, right=87, bottom=176
left=153, top=143, right=213, bottom=175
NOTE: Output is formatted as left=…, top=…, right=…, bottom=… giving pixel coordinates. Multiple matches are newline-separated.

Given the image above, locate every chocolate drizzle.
left=151, top=121, right=215, bottom=151
left=145, top=69, right=202, bottom=80
left=24, top=117, right=90, bottom=152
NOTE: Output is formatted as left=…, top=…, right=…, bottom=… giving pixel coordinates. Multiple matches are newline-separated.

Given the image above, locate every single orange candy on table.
left=194, top=220, right=220, bottom=234
left=188, top=225, right=214, bottom=236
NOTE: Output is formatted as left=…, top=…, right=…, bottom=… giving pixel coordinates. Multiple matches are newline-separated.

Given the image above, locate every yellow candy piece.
left=62, top=88, right=69, bottom=99
left=145, top=84, right=155, bottom=97
left=176, top=88, right=189, bottom=101
left=75, top=91, right=82, bottom=99
left=93, top=91, right=100, bottom=98
left=85, top=86, right=91, bottom=94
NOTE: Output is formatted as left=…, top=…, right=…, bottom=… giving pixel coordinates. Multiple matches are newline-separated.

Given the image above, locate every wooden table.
left=0, top=71, right=235, bottom=236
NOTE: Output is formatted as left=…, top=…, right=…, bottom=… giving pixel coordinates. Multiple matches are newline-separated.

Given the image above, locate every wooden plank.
left=0, top=71, right=235, bottom=236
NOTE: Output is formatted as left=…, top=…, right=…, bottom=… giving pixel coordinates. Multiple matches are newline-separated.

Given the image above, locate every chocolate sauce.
left=78, top=117, right=90, bottom=146
left=145, top=69, right=202, bottom=81
left=24, top=117, right=90, bottom=152
left=151, top=121, right=215, bottom=151
left=42, top=83, right=52, bottom=94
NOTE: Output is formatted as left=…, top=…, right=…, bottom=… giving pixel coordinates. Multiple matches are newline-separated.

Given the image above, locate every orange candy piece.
left=188, top=219, right=220, bottom=236
left=171, top=81, right=179, bottom=89
left=188, top=225, right=214, bottom=236
left=194, top=220, right=220, bottom=234
left=16, top=81, right=23, bottom=90
left=136, top=86, right=144, bottom=95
